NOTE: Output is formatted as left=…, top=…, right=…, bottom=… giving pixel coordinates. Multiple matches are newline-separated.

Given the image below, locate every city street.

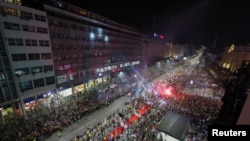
left=47, top=96, right=130, bottom=141
left=46, top=54, right=222, bottom=141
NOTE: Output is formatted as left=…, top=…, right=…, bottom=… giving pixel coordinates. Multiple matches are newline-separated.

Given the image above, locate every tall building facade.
left=0, top=0, right=56, bottom=123
left=0, top=0, right=167, bottom=123
left=41, top=0, right=144, bottom=97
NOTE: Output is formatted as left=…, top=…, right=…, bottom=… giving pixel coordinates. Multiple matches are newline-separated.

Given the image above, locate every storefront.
left=73, top=83, right=85, bottom=94
left=0, top=106, right=14, bottom=123
left=36, top=90, right=57, bottom=108
left=86, top=79, right=94, bottom=90
left=23, top=96, right=36, bottom=110
left=58, top=87, right=73, bottom=102
left=95, top=77, right=102, bottom=85
left=103, top=75, right=108, bottom=82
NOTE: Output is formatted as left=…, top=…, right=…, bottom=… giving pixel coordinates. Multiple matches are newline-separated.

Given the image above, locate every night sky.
left=63, top=0, right=250, bottom=47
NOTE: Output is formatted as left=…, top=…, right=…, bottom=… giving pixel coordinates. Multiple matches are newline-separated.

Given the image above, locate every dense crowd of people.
left=69, top=66, right=223, bottom=141
left=0, top=57, right=224, bottom=141
left=0, top=95, right=105, bottom=141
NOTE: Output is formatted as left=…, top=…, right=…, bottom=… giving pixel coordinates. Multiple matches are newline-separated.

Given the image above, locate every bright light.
left=104, top=36, right=109, bottom=42
left=97, top=28, right=102, bottom=38
left=190, top=80, right=193, bottom=85
left=159, top=35, right=164, bottom=39
left=164, top=88, right=172, bottom=95
left=89, top=32, right=95, bottom=40
left=97, top=28, right=102, bottom=34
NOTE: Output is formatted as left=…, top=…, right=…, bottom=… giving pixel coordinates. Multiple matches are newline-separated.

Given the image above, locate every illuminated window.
left=89, top=32, right=95, bottom=40
left=31, top=66, right=42, bottom=73
left=15, top=68, right=30, bottom=75
left=5, top=0, right=21, bottom=5
left=97, top=28, right=102, bottom=38
left=228, top=44, right=235, bottom=52
left=97, top=28, right=102, bottom=34
left=104, top=36, right=109, bottom=42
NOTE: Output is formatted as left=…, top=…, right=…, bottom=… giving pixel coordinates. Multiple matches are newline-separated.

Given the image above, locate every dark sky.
left=63, top=0, right=250, bottom=47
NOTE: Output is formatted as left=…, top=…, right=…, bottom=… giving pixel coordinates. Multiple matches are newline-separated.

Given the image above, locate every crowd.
left=0, top=58, right=224, bottom=141
left=0, top=95, right=106, bottom=141
left=69, top=69, right=222, bottom=141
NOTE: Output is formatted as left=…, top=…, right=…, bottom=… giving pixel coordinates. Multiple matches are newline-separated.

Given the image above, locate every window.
left=31, top=66, right=42, bottom=74
left=0, top=72, right=6, bottom=81
left=7, top=38, right=15, bottom=46
left=56, top=75, right=66, bottom=84
left=7, top=38, right=24, bottom=46
left=19, top=80, right=33, bottom=91
left=34, top=14, right=46, bottom=22
left=3, top=22, right=20, bottom=30
left=22, top=24, right=35, bottom=32
left=43, top=65, right=53, bottom=72
left=36, top=27, right=48, bottom=33
left=12, top=54, right=27, bottom=61
left=28, top=53, right=40, bottom=60
left=2, top=86, right=12, bottom=101
left=39, top=40, right=49, bottom=46
left=3, top=7, right=17, bottom=16
left=25, top=39, right=31, bottom=46
left=15, top=67, right=30, bottom=76
left=21, top=11, right=33, bottom=20
left=5, top=0, right=22, bottom=5
left=41, top=53, right=52, bottom=59
left=33, top=78, right=45, bottom=88
left=31, top=40, right=37, bottom=46
left=16, top=38, right=24, bottom=46
left=45, top=76, right=55, bottom=85
left=25, top=39, right=37, bottom=46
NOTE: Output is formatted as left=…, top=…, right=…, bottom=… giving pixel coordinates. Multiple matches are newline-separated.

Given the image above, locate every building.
left=142, top=36, right=166, bottom=67
left=165, top=43, right=192, bottom=59
left=0, top=0, right=56, bottom=123
left=215, top=60, right=250, bottom=125
left=40, top=0, right=146, bottom=98
left=0, top=0, right=168, bottom=123
left=219, top=44, right=250, bottom=72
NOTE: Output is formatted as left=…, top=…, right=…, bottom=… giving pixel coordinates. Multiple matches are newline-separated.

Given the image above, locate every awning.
left=157, top=111, right=191, bottom=141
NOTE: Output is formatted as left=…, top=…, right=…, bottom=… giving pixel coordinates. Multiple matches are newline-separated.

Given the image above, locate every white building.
left=0, top=0, right=56, bottom=122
